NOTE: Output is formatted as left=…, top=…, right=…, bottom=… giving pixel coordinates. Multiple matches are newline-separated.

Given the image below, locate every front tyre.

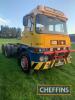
left=20, top=53, right=31, bottom=73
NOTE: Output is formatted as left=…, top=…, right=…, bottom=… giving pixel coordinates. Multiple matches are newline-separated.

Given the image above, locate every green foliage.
left=0, top=26, right=21, bottom=38
left=0, top=38, right=20, bottom=45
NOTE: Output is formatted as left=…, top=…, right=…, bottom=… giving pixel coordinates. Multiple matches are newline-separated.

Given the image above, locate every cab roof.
left=30, top=5, right=68, bottom=21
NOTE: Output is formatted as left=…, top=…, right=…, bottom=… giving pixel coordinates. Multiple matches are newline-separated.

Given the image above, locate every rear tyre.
left=18, top=52, right=31, bottom=73
left=1, top=44, right=5, bottom=55
left=4, top=45, right=12, bottom=57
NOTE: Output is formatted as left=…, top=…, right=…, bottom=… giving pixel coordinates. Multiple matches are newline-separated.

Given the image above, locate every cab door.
left=22, top=15, right=34, bottom=46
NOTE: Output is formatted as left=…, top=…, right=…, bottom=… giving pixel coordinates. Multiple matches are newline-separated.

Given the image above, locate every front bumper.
left=31, top=56, right=71, bottom=70
left=31, top=49, right=75, bottom=70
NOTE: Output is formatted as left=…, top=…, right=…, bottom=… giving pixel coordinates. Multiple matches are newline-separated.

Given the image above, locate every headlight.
left=34, top=48, right=43, bottom=53
left=39, top=56, right=48, bottom=62
left=44, top=56, right=48, bottom=61
left=63, top=47, right=66, bottom=50
left=39, top=48, right=42, bottom=52
left=39, top=56, right=44, bottom=62
left=50, top=48, right=53, bottom=51
left=57, top=48, right=60, bottom=50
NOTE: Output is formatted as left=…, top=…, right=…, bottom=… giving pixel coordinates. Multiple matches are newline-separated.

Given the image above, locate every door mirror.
left=23, top=16, right=28, bottom=26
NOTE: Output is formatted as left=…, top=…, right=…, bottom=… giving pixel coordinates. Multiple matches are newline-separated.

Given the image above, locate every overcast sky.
left=0, top=0, right=75, bottom=34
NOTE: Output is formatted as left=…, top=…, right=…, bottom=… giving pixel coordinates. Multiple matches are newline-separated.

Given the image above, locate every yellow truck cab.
left=22, top=5, right=70, bottom=48
left=2, top=5, right=73, bottom=73
left=21, top=5, right=71, bottom=72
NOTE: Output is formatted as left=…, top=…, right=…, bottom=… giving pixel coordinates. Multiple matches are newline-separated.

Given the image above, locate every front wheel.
left=20, top=53, right=31, bottom=73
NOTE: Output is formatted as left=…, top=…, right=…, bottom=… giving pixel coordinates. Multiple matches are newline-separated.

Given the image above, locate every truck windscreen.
left=36, top=14, right=67, bottom=34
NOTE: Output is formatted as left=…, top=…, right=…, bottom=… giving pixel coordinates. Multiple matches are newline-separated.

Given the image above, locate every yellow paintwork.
left=43, top=61, right=51, bottom=69
left=50, top=60, right=56, bottom=68
left=31, top=61, right=35, bottom=66
left=64, top=59, right=67, bottom=64
left=21, top=8, right=71, bottom=48
left=21, top=31, right=71, bottom=48
left=34, top=62, right=44, bottom=70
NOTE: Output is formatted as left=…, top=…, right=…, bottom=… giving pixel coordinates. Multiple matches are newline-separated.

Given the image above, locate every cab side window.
left=28, top=19, right=31, bottom=28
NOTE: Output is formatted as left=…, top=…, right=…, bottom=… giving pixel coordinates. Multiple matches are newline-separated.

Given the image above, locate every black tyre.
left=10, top=45, right=18, bottom=57
left=1, top=44, right=5, bottom=55
left=5, top=45, right=12, bottom=57
left=19, top=52, right=31, bottom=73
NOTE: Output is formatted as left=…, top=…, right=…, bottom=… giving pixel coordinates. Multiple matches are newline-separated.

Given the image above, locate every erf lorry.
left=2, top=5, right=74, bottom=73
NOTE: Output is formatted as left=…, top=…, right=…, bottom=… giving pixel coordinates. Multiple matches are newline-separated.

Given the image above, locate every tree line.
left=0, top=25, right=21, bottom=38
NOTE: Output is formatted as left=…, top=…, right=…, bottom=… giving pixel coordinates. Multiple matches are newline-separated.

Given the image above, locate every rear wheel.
left=4, top=45, right=11, bottom=57
left=1, top=44, right=5, bottom=55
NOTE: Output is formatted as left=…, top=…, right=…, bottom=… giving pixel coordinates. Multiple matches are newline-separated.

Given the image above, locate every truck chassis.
left=2, top=43, right=73, bottom=73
